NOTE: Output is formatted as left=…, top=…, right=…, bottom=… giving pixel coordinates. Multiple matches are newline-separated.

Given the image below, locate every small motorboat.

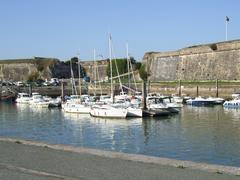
left=186, top=97, right=215, bottom=106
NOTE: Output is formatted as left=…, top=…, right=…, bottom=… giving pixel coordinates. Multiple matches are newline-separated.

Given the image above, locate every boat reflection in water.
left=223, top=107, right=240, bottom=120
left=63, top=113, right=142, bottom=151
left=1, top=103, right=240, bottom=167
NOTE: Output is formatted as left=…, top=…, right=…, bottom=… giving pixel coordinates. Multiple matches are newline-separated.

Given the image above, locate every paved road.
left=0, top=139, right=240, bottom=180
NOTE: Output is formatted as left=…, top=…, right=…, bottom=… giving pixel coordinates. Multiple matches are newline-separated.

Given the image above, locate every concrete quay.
left=0, top=138, right=240, bottom=180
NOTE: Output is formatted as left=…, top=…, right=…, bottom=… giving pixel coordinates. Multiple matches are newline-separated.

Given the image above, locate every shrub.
left=106, top=58, right=128, bottom=78
left=210, top=44, right=217, bottom=51
left=139, top=64, right=148, bottom=81
left=135, top=62, right=142, bottom=70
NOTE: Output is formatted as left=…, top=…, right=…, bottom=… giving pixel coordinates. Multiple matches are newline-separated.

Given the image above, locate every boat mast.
left=97, top=66, right=102, bottom=96
left=70, top=58, right=74, bottom=95
left=127, top=47, right=138, bottom=93
left=112, top=48, right=124, bottom=95
left=96, top=55, right=103, bottom=96
left=77, top=54, right=82, bottom=103
left=109, top=35, right=113, bottom=102
left=94, top=49, right=97, bottom=96
left=126, top=43, right=130, bottom=92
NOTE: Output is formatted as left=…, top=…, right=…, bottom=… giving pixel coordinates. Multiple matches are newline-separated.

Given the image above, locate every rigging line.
left=111, top=40, right=124, bottom=94
left=126, top=44, right=138, bottom=92
left=96, top=61, right=103, bottom=96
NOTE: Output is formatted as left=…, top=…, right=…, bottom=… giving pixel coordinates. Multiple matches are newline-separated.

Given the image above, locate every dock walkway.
left=0, top=138, right=239, bottom=180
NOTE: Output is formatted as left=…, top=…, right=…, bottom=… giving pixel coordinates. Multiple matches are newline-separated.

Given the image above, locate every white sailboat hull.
left=127, top=107, right=142, bottom=117
left=90, top=105, right=127, bottom=118
left=31, top=101, right=50, bottom=108
left=16, top=98, right=30, bottom=104
left=15, top=93, right=31, bottom=104
left=62, top=102, right=90, bottom=114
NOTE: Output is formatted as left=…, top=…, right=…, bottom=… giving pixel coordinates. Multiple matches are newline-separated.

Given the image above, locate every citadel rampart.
left=0, top=57, right=71, bottom=81
left=143, top=40, right=240, bottom=81
left=0, top=57, right=108, bottom=81
left=2, top=39, right=240, bottom=83
left=80, top=60, right=108, bottom=81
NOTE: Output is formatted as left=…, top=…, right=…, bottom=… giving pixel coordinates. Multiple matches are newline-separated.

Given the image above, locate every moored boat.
left=29, top=94, right=50, bottom=108
left=232, top=92, right=240, bottom=99
left=90, top=105, right=127, bottom=118
left=15, top=93, right=31, bottom=104
left=62, top=102, right=90, bottom=113
left=207, top=97, right=225, bottom=105
left=172, top=95, right=183, bottom=104
left=147, top=96, right=179, bottom=113
left=127, top=106, right=142, bottom=117
left=223, top=99, right=240, bottom=108
left=186, top=97, right=215, bottom=106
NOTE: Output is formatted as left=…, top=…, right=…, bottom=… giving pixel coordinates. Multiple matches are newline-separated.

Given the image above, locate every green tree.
left=64, top=57, right=78, bottom=65
left=106, top=57, right=139, bottom=76
left=135, top=62, right=142, bottom=70
left=106, top=58, right=128, bottom=78
left=139, top=64, right=148, bottom=81
left=64, top=57, right=86, bottom=78
left=130, top=57, right=136, bottom=64
left=71, top=57, right=78, bottom=63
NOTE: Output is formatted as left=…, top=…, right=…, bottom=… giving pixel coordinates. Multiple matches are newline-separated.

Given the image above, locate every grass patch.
left=44, top=145, right=48, bottom=148
left=216, top=171, right=223, bottom=174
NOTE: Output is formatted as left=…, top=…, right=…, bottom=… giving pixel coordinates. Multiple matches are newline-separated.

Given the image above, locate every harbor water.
left=1, top=102, right=240, bottom=167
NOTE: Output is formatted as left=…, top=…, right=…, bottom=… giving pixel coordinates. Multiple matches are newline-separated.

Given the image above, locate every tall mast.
left=109, top=35, right=113, bottom=101
left=126, top=43, right=130, bottom=92
left=126, top=43, right=138, bottom=92
left=78, top=54, right=82, bottom=102
left=70, top=58, right=74, bottom=95
left=93, top=49, right=97, bottom=96
left=96, top=62, right=102, bottom=96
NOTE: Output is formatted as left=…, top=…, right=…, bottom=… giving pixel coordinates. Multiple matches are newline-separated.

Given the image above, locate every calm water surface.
left=1, top=103, right=240, bottom=167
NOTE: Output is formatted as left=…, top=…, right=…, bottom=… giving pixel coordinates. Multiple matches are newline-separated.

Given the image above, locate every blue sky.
left=0, top=0, right=239, bottom=61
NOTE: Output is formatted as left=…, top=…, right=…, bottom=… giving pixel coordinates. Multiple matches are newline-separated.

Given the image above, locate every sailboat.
left=90, top=104, right=127, bottom=118
left=62, top=56, right=91, bottom=114
left=110, top=43, right=142, bottom=117
left=62, top=99, right=90, bottom=114
left=125, top=43, right=142, bottom=117
left=90, top=35, right=128, bottom=118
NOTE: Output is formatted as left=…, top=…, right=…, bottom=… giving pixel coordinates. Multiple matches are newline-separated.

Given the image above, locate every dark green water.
left=1, top=103, right=240, bottom=167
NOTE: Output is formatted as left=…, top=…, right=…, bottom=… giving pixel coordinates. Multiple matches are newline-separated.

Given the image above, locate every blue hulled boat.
left=186, top=97, right=215, bottom=106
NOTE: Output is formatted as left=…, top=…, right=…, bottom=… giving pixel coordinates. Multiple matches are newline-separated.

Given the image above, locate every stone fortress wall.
left=1, top=39, right=240, bottom=82
left=143, top=40, right=240, bottom=81
left=0, top=57, right=108, bottom=82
